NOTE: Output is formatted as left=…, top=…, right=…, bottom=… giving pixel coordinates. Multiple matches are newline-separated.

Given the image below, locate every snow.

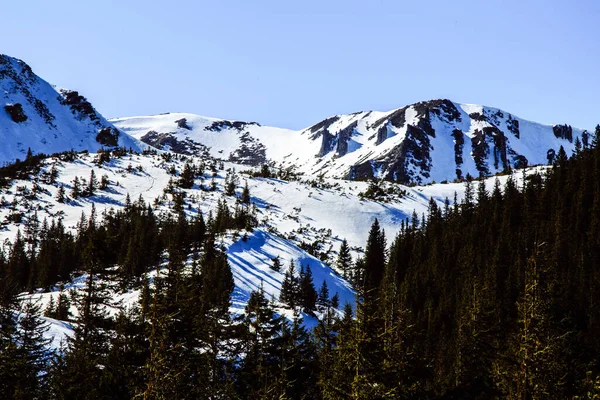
left=112, top=100, right=587, bottom=185
left=226, top=229, right=354, bottom=315
left=0, top=55, right=143, bottom=164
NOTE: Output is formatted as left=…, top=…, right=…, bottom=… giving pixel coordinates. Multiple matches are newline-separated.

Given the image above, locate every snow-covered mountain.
left=112, top=99, right=587, bottom=184
left=0, top=52, right=588, bottom=347
left=0, top=55, right=142, bottom=164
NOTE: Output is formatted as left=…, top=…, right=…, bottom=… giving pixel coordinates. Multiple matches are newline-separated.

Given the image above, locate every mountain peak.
left=0, top=54, right=141, bottom=163
left=113, top=98, right=585, bottom=185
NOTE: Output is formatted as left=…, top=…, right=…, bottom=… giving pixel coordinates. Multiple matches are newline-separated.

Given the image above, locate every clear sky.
left=2, top=0, right=599, bottom=129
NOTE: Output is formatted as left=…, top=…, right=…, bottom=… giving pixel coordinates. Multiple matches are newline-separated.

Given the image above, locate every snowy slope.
left=112, top=99, right=586, bottom=185
left=0, top=54, right=142, bottom=164
left=1, top=148, right=545, bottom=346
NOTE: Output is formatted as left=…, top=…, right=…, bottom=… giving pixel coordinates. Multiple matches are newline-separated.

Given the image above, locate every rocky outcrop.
left=471, top=129, right=490, bottom=176
left=96, top=127, right=120, bottom=147
left=335, top=121, right=358, bottom=156
left=553, top=124, right=573, bottom=142
left=58, top=89, right=101, bottom=124
left=140, top=130, right=210, bottom=157
left=175, top=118, right=191, bottom=130
left=4, top=103, right=27, bottom=123
left=0, top=55, right=56, bottom=127
left=229, top=131, right=267, bottom=166
left=451, top=129, right=464, bottom=180
left=205, top=120, right=260, bottom=132
left=507, top=114, right=520, bottom=138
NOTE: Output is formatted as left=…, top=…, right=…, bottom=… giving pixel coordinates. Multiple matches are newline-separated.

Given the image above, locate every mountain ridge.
left=112, top=99, right=587, bottom=185
left=0, top=54, right=143, bottom=164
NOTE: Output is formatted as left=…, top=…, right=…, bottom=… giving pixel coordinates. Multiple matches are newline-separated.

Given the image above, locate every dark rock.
left=96, top=127, right=119, bottom=147
left=414, top=99, right=462, bottom=124
left=507, top=114, right=520, bottom=138
left=469, top=112, right=487, bottom=122
left=229, top=131, right=267, bottom=166
left=0, top=56, right=56, bottom=127
left=205, top=120, right=260, bottom=132
left=58, top=89, right=100, bottom=124
left=513, top=155, right=528, bottom=169
left=372, top=106, right=407, bottom=130
left=483, top=126, right=508, bottom=170
left=348, top=161, right=375, bottom=181
left=547, top=149, right=556, bottom=165
left=451, top=129, right=464, bottom=180
left=306, top=116, right=339, bottom=134
left=317, top=130, right=335, bottom=157
left=140, top=130, right=211, bottom=157
left=4, top=103, right=27, bottom=123
left=373, top=124, right=432, bottom=184
left=336, top=121, right=358, bottom=156
left=374, top=124, right=389, bottom=145
left=553, top=124, right=573, bottom=142
left=175, top=118, right=191, bottom=130
left=471, top=129, right=490, bottom=177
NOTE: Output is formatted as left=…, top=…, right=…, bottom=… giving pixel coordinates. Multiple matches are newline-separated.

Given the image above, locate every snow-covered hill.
left=0, top=130, right=546, bottom=347
left=0, top=55, right=142, bottom=164
left=112, top=100, right=587, bottom=185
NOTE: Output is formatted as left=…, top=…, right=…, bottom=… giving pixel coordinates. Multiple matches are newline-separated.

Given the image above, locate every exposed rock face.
left=58, top=89, right=100, bottom=123
left=113, top=98, right=587, bottom=185
left=96, top=127, right=120, bottom=147
left=507, top=114, right=520, bottom=138
left=175, top=118, right=191, bottom=130
left=335, top=121, right=358, bottom=157
left=140, top=130, right=210, bottom=157
left=4, top=103, right=27, bottom=122
left=205, top=120, right=260, bottom=132
left=553, top=124, right=573, bottom=142
left=0, top=54, right=140, bottom=164
left=451, top=129, right=464, bottom=180
left=229, top=131, right=267, bottom=166
left=0, top=55, right=55, bottom=127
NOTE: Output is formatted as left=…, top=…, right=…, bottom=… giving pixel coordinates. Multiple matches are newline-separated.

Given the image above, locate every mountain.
left=0, top=55, right=142, bottom=164
left=112, top=99, right=587, bottom=184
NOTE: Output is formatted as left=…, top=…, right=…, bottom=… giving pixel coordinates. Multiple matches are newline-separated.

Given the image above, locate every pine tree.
left=363, top=219, right=386, bottom=296
left=299, top=264, right=318, bottom=313
left=337, top=238, right=353, bottom=280
left=241, top=180, right=251, bottom=204
left=14, top=298, right=53, bottom=398
left=238, top=284, right=288, bottom=398
left=179, top=162, right=195, bottom=189
left=592, top=124, right=600, bottom=148
left=71, top=176, right=80, bottom=199
left=279, top=260, right=299, bottom=308
left=56, top=235, right=116, bottom=399
left=86, top=169, right=98, bottom=197
left=56, top=185, right=66, bottom=203
left=270, top=255, right=282, bottom=272
left=224, top=169, right=238, bottom=196
left=318, top=279, right=330, bottom=307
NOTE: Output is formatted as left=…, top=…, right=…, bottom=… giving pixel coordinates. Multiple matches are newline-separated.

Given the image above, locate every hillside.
left=113, top=100, right=586, bottom=184
left=0, top=55, right=142, bottom=164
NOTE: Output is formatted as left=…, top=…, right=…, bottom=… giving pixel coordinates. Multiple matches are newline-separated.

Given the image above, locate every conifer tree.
left=363, top=219, right=386, bottom=296
left=279, top=260, right=298, bottom=308
left=241, top=180, right=251, bottom=204
left=56, top=185, right=65, bottom=203
left=299, top=264, right=318, bottom=312
left=270, top=255, right=282, bottom=272
left=71, top=176, right=80, bottom=199
left=86, top=169, right=97, bottom=197
left=337, top=238, right=353, bottom=280
left=318, top=279, right=330, bottom=307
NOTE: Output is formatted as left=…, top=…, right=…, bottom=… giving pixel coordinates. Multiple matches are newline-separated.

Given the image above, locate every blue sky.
left=3, top=0, right=599, bottom=129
